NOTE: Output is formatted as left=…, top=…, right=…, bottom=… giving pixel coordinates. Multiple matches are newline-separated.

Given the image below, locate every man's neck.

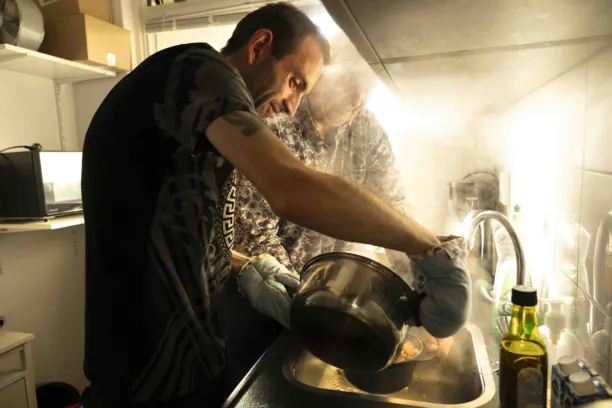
left=224, top=53, right=247, bottom=77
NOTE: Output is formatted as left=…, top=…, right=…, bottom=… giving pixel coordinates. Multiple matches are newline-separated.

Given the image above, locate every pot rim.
left=389, top=331, right=427, bottom=367
left=301, top=252, right=407, bottom=288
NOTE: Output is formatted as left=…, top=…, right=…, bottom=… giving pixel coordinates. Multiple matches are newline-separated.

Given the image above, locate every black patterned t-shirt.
left=81, top=43, right=256, bottom=404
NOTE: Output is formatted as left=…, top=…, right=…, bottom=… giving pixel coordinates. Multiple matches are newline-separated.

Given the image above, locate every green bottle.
left=499, top=285, right=548, bottom=408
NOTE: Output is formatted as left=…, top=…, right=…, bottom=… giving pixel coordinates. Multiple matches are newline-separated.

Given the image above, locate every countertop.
left=222, top=330, right=502, bottom=408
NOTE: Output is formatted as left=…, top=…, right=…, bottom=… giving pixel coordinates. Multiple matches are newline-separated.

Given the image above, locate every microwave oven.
left=0, top=151, right=83, bottom=219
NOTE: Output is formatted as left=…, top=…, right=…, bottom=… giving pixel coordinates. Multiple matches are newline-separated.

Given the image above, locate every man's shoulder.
left=152, top=42, right=217, bottom=62
left=353, top=108, right=380, bottom=127
left=151, top=43, right=243, bottom=87
left=349, top=108, right=387, bottom=140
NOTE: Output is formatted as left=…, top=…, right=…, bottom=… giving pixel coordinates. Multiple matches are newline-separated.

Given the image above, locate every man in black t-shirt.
left=82, top=3, right=442, bottom=408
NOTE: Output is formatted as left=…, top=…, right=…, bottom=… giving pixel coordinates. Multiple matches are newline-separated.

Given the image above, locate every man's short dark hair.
left=221, top=2, right=331, bottom=64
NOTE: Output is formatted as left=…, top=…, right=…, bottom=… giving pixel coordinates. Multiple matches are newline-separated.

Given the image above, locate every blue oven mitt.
left=410, top=236, right=471, bottom=339
left=236, top=254, right=300, bottom=329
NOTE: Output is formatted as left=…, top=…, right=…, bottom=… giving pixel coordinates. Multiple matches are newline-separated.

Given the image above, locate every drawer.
left=0, top=378, right=28, bottom=408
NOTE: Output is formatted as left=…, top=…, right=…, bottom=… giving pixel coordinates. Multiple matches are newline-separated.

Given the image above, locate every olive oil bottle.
left=500, top=285, right=548, bottom=408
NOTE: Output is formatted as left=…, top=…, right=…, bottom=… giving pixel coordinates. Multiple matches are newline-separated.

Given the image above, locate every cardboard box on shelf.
left=38, top=0, right=112, bottom=23
left=39, top=14, right=131, bottom=72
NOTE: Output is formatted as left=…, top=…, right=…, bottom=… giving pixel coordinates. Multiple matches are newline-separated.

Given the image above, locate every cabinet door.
left=0, top=379, right=28, bottom=408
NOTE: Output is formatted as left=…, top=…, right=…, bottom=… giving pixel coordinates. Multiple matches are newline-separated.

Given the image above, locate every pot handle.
left=397, top=289, right=425, bottom=327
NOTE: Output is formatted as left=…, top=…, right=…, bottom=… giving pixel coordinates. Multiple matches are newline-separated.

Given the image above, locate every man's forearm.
left=278, top=168, right=440, bottom=255
left=206, top=113, right=439, bottom=256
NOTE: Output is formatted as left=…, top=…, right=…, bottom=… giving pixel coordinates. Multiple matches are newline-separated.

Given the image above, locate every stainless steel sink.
left=282, top=323, right=496, bottom=407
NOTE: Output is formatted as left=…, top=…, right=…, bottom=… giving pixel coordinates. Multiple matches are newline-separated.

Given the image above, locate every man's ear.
left=248, top=29, right=274, bottom=64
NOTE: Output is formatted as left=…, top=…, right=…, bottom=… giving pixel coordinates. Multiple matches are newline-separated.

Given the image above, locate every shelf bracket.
left=53, top=80, right=67, bottom=152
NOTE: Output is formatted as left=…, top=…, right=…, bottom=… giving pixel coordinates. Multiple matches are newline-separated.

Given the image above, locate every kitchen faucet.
left=465, top=210, right=528, bottom=338
left=465, top=210, right=527, bottom=287
left=466, top=210, right=527, bottom=285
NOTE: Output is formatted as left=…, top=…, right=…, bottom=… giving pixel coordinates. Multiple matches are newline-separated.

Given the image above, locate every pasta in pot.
left=395, top=341, right=419, bottom=362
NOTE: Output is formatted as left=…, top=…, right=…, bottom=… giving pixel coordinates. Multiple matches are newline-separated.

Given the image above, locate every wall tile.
left=552, top=169, right=583, bottom=288
left=585, top=45, right=612, bottom=173
left=556, top=270, right=587, bottom=354
left=578, top=172, right=612, bottom=314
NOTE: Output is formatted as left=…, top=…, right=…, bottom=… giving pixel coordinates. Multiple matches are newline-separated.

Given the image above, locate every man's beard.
left=252, top=80, right=279, bottom=117
left=254, top=92, right=275, bottom=116
left=250, top=58, right=279, bottom=117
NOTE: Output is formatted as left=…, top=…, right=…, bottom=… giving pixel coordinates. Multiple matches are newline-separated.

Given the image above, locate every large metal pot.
left=290, top=252, right=421, bottom=373
left=344, top=329, right=435, bottom=394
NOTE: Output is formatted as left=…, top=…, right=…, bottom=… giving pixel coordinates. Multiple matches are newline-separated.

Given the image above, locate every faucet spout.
left=465, top=210, right=527, bottom=287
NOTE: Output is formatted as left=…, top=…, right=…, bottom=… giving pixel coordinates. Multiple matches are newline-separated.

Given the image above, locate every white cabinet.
left=0, top=379, right=28, bottom=408
left=0, top=332, right=37, bottom=408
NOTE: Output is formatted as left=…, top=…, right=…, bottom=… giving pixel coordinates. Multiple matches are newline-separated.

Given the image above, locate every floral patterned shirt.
left=234, top=99, right=413, bottom=274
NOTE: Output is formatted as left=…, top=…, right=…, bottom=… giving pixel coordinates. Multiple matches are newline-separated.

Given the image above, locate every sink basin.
left=282, top=323, right=496, bottom=407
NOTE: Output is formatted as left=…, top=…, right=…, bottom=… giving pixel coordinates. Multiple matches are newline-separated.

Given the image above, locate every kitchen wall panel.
left=584, top=45, right=612, bottom=174
left=0, top=71, right=88, bottom=391
left=579, top=172, right=612, bottom=312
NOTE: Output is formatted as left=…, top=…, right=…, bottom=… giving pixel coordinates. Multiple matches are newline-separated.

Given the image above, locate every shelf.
left=0, top=44, right=117, bottom=83
left=0, top=214, right=84, bottom=234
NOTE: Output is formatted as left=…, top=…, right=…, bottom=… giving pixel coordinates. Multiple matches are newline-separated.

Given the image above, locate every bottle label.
left=517, top=367, right=544, bottom=407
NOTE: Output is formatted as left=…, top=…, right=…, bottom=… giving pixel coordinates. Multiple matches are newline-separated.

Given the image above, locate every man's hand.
left=412, top=326, right=454, bottom=360
left=410, top=236, right=471, bottom=339
left=231, top=250, right=251, bottom=278
left=423, top=334, right=454, bottom=360
left=236, top=254, right=300, bottom=328
left=205, top=111, right=439, bottom=256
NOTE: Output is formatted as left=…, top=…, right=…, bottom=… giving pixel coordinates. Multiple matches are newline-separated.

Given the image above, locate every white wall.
left=0, top=71, right=61, bottom=150
left=484, top=46, right=612, bottom=379
left=148, top=24, right=236, bottom=53
left=73, top=77, right=123, bottom=146
left=0, top=71, right=88, bottom=391
left=0, top=228, right=86, bottom=389
left=381, top=41, right=612, bottom=380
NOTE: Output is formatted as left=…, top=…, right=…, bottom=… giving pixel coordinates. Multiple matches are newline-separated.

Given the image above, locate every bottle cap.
left=511, top=285, right=537, bottom=306
left=558, top=356, right=581, bottom=376
left=570, top=372, right=597, bottom=396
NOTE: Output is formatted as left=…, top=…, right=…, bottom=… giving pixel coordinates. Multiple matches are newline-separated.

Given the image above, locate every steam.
left=327, top=32, right=379, bottom=100
left=307, top=26, right=502, bottom=375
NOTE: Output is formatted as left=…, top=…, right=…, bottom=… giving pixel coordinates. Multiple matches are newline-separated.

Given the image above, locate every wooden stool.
left=0, top=331, right=37, bottom=408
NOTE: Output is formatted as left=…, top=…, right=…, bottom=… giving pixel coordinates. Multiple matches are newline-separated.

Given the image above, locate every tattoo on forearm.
left=224, top=111, right=265, bottom=137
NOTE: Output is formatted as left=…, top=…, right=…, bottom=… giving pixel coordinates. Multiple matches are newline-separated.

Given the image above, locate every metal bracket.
left=53, top=80, right=67, bottom=151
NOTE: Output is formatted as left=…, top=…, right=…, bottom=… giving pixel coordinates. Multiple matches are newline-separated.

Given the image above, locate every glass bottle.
left=499, top=285, right=548, bottom=408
